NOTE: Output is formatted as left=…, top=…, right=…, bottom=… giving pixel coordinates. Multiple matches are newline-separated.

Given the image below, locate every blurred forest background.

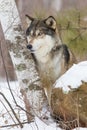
left=16, top=0, right=87, bottom=61
left=16, top=0, right=87, bottom=13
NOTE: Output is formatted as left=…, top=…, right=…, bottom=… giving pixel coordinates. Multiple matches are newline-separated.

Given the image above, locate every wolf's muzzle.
left=27, top=44, right=32, bottom=50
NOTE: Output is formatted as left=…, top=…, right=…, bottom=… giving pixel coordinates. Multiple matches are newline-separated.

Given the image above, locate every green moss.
left=16, top=63, right=26, bottom=71
left=22, top=79, right=29, bottom=84
left=28, top=84, right=42, bottom=91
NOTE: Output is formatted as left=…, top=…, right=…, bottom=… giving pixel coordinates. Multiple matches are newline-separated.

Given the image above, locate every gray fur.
left=25, top=15, right=76, bottom=104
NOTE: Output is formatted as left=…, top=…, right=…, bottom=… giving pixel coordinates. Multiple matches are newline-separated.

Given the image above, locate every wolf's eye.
left=38, top=32, right=42, bottom=36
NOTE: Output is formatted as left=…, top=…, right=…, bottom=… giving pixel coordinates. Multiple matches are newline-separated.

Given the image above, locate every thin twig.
left=0, top=40, right=33, bottom=118
left=0, top=92, right=23, bottom=128
left=0, top=15, right=19, bottom=42
left=0, top=121, right=32, bottom=128
left=0, top=41, right=17, bottom=104
left=70, top=30, right=85, bottom=42
left=0, top=41, right=23, bottom=128
left=76, top=94, right=80, bottom=128
left=0, top=99, right=17, bottom=127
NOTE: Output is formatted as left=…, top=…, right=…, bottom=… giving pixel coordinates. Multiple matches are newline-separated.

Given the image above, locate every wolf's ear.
left=45, top=16, right=56, bottom=30
left=25, top=14, right=34, bottom=26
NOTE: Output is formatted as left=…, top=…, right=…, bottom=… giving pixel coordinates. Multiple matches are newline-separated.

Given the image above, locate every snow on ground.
left=1, top=116, right=61, bottom=130
left=0, top=80, right=60, bottom=130
left=55, top=61, right=87, bottom=93
left=0, top=81, right=27, bottom=128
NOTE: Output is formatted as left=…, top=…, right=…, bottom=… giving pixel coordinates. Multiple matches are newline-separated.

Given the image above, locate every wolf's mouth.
left=30, top=50, right=35, bottom=53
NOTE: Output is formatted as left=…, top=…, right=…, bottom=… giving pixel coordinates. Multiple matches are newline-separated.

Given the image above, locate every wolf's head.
left=25, top=15, right=61, bottom=60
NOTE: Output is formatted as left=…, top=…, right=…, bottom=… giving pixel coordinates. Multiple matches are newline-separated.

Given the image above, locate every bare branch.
left=0, top=92, right=23, bottom=128
left=0, top=99, right=17, bottom=127
left=0, top=121, right=32, bottom=128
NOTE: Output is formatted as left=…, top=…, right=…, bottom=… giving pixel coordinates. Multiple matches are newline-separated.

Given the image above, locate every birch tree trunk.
left=0, top=0, right=47, bottom=122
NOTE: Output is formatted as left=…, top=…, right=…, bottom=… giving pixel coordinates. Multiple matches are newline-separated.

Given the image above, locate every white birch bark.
left=0, top=0, right=47, bottom=121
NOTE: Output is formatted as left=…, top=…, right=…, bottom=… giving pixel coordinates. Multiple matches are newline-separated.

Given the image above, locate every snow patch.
left=55, top=61, right=87, bottom=93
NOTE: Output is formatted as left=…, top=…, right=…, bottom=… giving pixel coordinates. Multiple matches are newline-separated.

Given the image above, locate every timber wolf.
left=25, top=15, right=76, bottom=104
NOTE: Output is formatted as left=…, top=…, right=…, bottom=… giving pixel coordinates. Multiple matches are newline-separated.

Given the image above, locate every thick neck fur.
left=32, top=37, right=64, bottom=83
left=34, top=35, right=62, bottom=64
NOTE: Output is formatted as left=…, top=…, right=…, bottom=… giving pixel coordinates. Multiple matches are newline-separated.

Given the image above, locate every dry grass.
left=51, top=82, right=87, bottom=129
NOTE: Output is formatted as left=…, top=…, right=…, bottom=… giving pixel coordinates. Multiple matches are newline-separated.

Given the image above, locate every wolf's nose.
left=27, top=44, right=32, bottom=49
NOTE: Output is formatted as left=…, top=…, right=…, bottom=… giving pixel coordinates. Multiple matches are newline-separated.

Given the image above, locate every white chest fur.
left=37, top=51, right=63, bottom=83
